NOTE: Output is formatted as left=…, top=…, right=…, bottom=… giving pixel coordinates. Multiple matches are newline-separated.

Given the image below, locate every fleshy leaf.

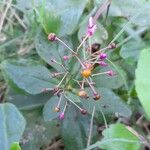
left=0, top=103, right=26, bottom=150
left=1, top=59, right=57, bottom=95
left=135, top=48, right=150, bottom=119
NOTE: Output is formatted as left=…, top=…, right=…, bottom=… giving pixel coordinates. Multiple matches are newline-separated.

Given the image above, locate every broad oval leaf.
left=1, top=59, right=57, bottom=95
left=61, top=105, right=86, bottom=150
left=120, top=40, right=146, bottom=61
left=0, top=103, right=26, bottom=150
left=6, top=88, right=52, bottom=110
left=35, top=30, right=73, bottom=71
left=43, top=96, right=65, bottom=121
left=81, top=88, right=131, bottom=118
left=135, top=48, right=150, bottom=119
left=99, top=124, right=141, bottom=150
left=93, top=65, right=126, bottom=89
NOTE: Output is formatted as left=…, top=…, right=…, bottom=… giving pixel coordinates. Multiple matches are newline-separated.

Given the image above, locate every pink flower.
left=63, top=55, right=69, bottom=61
left=107, top=70, right=116, bottom=76
left=87, top=17, right=97, bottom=37
left=99, top=61, right=108, bottom=67
left=99, top=53, right=107, bottom=60
left=58, top=112, right=65, bottom=120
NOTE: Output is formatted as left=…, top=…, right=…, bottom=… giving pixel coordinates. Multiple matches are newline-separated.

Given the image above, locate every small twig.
left=93, top=0, right=111, bottom=23
left=11, top=8, right=27, bottom=30
left=0, top=0, right=13, bottom=33
left=87, top=106, right=96, bottom=147
left=126, top=126, right=150, bottom=149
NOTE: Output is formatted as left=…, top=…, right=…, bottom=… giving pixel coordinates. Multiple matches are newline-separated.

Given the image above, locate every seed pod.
left=81, top=109, right=87, bottom=115
left=48, top=33, right=57, bottom=41
left=81, top=69, right=92, bottom=78
left=93, top=94, right=101, bottom=101
left=54, top=107, right=60, bottom=112
left=78, top=90, right=88, bottom=98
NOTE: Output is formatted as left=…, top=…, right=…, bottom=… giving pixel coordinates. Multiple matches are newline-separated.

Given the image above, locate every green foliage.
left=10, top=143, right=21, bottom=150
left=35, top=30, right=72, bottom=71
left=61, top=105, right=87, bottom=150
left=1, top=0, right=150, bottom=150
left=135, top=48, right=150, bottom=119
left=0, top=103, right=25, bottom=150
left=120, top=40, right=146, bottom=61
left=6, top=88, right=52, bottom=110
left=43, top=96, right=65, bottom=121
left=21, top=109, right=59, bottom=150
left=93, top=65, right=126, bottom=89
left=86, top=124, right=141, bottom=150
left=1, top=59, right=57, bottom=94
left=100, top=124, right=141, bottom=150
left=81, top=88, right=131, bottom=118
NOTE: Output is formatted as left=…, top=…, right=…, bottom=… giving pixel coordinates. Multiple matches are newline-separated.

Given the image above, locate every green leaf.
left=135, top=48, right=150, bottom=119
left=120, top=40, right=146, bottom=61
left=99, top=124, right=141, bottom=150
left=1, top=59, right=57, bottom=95
left=81, top=88, right=131, bottom=118
left=51, top=0, right=89, bottom=36
left=10, top=142, right=21, bottom=150
left=6, top=88, right=51, bottom=110
left=61, top=105, right=86, bottom=150
left=103, top=0, right=150, bottom=26
left=21, top=109, right=59, bottom=150
left=35, top=30, right=72, bottom=71
left=93, top=65, right=126, bottom=89
left=17, top=0, right=88, bottom=36
left=43, top=96, right=65, bottom=121
left=65, top=91, right=81, bottom=102
left=0, top=103, right=26, bottom=150
left=38, top=3, right=61, bottom=34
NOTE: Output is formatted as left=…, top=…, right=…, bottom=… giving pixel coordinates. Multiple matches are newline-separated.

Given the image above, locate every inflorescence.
left=46, top=17, right=116, bottom=120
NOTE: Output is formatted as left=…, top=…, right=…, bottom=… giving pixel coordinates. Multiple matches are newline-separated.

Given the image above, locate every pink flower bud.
left=99, top=53, right=107, bottom=60
left=99, top=61, right=108, bottom=67
left=58, top=112, right=65, bottom=120
left=48, top=33, right=57, bottom=41
left=107, top=70, right=116, bottom=76
left=87, top=17, right=97, bottom=37
left=63, top=55, right=69, bottom=61
left=108, top=43, right=116, bottom=49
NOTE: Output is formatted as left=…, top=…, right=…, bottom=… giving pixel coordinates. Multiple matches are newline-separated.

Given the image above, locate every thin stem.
left=106, top=58, right=128, bottom=90
left=56, top=37, right=76, bottom=54
left=56, top=73, right=68, bottom=88
left=0, top=0, right=13, bottom=33
left=87, top=106, right=95, bottom=147
left=64, top=94, right=82, bottom=110
left=91, top=71, right=108, bottom=77
left=51, top=59, right=68, bottom=72
left=81, top=79, right=85, bottom=90
left=116, top=27, right=147, bottom=48
left=92, top=46, right=110, bottom=56
left=57, top=94, right=63, bottom=107
left=99, top=106, right=108, bottom=129
left=76, top=35, right=89, bottom=53
left=75, top=55, right=85, bottom=69
left=62, top=101, right=68, bottom=113
left=86, top=78, right=97, bottom=95
left=93, top=0, right=111, bottom=24
left=109, top=4, right=149, bottom=44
